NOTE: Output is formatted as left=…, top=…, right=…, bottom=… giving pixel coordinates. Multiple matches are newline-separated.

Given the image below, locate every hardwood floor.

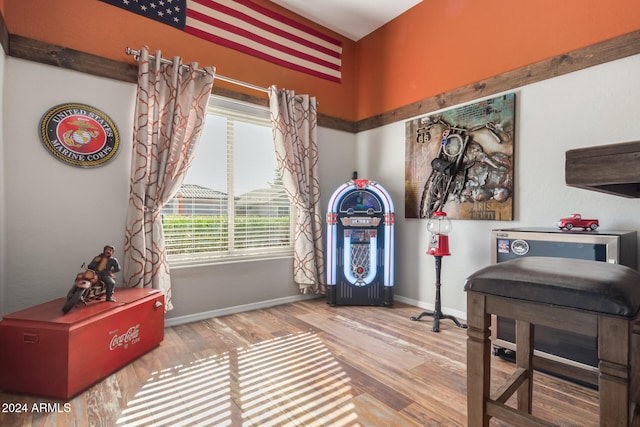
left=0, top=299, right=599, bottom=426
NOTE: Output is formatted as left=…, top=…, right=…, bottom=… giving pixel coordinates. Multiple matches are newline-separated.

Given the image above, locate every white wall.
left=356, top=53, right=640, bottom=317
left=0, top=49, right=6, bottom=315
left=0, top=57, right=357, bottom=319
left=2, top=58, right=135, bottom=315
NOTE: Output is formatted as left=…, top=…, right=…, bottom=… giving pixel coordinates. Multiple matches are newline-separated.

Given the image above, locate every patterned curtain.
left=268, top=86, right=325, bottom=294
left=123, top=47, right=215, bottom=311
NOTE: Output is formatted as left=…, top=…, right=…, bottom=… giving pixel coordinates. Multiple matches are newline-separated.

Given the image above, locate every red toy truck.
left=557, top=213, right=599, bottom=231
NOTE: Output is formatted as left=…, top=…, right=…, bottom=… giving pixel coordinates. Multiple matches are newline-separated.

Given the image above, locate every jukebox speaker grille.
left=350, top=243, right=370, bottom=284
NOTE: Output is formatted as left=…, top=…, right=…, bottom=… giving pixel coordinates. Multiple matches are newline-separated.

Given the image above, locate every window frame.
left=163, top=95, right=294, bottom=267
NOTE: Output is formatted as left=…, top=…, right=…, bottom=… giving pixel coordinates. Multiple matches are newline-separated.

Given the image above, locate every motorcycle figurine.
left=61, top=263, right=109, bottom=314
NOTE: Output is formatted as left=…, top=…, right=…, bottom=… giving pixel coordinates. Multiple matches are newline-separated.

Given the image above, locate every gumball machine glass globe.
left=427, top=211, right=452, bottom=236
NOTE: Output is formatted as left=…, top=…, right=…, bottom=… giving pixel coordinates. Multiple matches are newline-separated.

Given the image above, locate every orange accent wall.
left=3, top=0, right=357, bottom=120
left=4, top=1, right=640, bottom=122
left=356, top=0, right=640, bottom=120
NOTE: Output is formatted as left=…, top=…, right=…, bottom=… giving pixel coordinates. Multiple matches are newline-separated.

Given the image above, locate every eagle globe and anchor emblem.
left=39, top=103, right=120, bottom=168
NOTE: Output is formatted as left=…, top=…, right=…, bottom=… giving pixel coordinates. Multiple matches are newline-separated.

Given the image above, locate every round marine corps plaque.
left=39, top=103, right=120, bottom=168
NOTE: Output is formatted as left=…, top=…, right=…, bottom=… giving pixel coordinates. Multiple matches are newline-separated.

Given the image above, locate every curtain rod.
left=125, top=47, right=270, bottom=94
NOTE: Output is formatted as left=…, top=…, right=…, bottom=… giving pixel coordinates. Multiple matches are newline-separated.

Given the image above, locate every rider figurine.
left=88, top=244, right=120, bottom=302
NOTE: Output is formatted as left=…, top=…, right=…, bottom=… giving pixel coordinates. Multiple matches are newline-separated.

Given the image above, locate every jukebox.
left=326, top=177, right=395, bottom=306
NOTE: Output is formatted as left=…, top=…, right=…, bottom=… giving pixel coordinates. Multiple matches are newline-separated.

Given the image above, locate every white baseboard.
left=164, top=293, right=466, bottom=327
left=394, top=295, right=467, bottom=322
left=164, top=293, right=321, bottom=327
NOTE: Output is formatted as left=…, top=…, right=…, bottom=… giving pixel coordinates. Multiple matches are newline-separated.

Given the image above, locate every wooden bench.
left=464, top=257, right=640, bottom=426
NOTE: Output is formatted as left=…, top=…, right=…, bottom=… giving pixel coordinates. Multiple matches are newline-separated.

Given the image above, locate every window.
left=162, top=96, right=293, bottom=266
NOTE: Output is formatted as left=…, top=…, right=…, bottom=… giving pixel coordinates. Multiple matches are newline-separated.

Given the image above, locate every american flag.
left=100, top=0, right=343, bottom=82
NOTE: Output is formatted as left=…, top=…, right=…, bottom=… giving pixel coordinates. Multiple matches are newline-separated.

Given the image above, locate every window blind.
left=163, top=96, right=293, bottom=266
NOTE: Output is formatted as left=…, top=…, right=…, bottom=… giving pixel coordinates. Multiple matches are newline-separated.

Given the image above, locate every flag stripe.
left=191, top=0, right=341, bottom=59
left=99, top=0, right=342, bottom=82
left=225, top=0, right=342, bottom=55
left=186, top=6, right=340, bottom=71
left=186, top=25, right=341, bottom=82
left=186, top=0, right=341, bottom=81
left=185, top=20, right=341, bottom=80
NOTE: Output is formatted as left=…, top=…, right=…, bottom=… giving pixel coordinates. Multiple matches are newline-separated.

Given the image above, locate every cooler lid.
left=1, top=288, right=162, bottom=327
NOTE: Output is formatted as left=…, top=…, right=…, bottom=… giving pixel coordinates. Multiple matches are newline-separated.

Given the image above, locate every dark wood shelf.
left=565, top=140, right=640, bottom=198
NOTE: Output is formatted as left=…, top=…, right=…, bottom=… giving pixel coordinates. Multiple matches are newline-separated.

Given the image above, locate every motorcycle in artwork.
left=405, top=93, right=516, bottom=220
left=62, top=245, right=121, bottom=314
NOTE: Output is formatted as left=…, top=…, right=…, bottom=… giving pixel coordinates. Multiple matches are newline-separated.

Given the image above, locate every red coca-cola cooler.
left=0, top=287, right=164, bottom=399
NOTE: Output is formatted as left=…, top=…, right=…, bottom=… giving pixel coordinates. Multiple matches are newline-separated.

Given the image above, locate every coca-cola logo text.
left=110, top=324, right=141, bottom=350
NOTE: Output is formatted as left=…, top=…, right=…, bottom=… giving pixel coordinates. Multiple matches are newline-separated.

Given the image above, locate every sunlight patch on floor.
left=116, top=331, right=358, bottom=426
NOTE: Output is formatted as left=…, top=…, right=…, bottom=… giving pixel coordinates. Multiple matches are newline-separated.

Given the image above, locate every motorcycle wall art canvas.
left=405, top=93, right=515, bottom=220
left=62, top=245, right=121, bottom=313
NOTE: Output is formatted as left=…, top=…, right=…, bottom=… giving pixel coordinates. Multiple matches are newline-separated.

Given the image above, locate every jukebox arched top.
left=339, top=190, right=383, bottom=214
left=329, top=179, right=394, bottom=216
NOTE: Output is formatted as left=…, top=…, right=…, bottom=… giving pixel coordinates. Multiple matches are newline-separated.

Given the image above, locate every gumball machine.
left=411, top=211, right=467, bottom=332
left=427, top=211, right=451, bottom=256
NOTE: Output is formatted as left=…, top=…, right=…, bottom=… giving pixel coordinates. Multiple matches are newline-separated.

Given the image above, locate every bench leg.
left=515, top=320, right=534, bottom=414
left=599, top=316, right=630, bottom=427
left=467, top=292, right=491, bottom=427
